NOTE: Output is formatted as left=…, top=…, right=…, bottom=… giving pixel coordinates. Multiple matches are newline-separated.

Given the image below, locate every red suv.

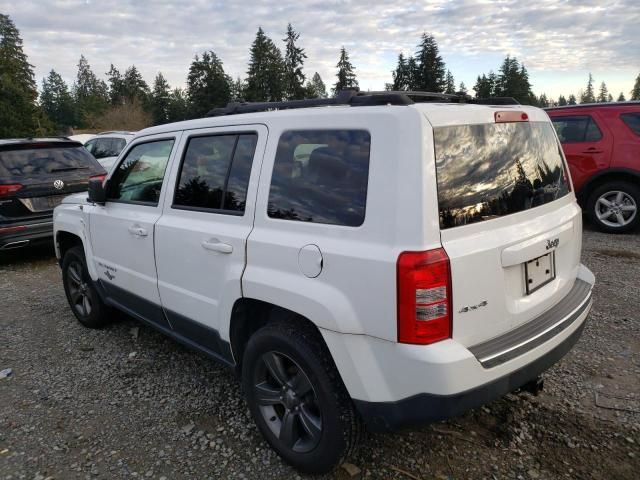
left=546, top=102, right=640, bottom=233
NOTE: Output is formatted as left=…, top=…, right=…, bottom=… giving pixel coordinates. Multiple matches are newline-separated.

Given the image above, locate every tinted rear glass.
left=621, top=112, right=640, bottom=136
left=0, top=144, right=103, bottom=180
left=435, top=122, right=570, bottom=229
left=550, top=115, right=602, bottom=142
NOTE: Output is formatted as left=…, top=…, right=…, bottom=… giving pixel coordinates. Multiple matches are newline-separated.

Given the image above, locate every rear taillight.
left=397, top=248, right=452, bottom=345
left=0, top=184, right=23, bottom=198
left=0, top=225, right=27, bottom=234
left=90, top=174, right=107, bottom=184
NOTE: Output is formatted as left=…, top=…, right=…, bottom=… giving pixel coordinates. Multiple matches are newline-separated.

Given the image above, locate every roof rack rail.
left=205, top=89, right=519, bottom=117
left=474, top=97, right=520, bottom=105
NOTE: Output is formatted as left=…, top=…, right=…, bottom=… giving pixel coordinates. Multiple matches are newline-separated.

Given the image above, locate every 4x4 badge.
left=459, top=300, right=488, bottom=314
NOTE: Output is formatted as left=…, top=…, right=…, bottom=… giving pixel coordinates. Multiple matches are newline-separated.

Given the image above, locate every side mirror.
left=88, top=179, right=107, bottom=205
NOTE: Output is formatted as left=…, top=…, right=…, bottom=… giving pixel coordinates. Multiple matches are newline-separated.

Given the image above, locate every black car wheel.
left=62, top=246, right=111, bottom=328
left=242, top=320, right=361, bottom=474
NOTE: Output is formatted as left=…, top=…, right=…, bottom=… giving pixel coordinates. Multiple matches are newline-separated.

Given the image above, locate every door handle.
left=201, top=239, right=233, bottom=254
left=128, top=225, right=148, bottom=237
left=582, top=148, right=603, bottom=153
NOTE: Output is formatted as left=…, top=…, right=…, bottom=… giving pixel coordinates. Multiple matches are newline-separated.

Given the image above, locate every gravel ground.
left=1, top=227, right=639, bottom=480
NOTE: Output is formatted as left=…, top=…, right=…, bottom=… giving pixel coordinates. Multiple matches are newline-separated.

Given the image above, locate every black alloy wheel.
left=66, top=259, right=93, bottom=317
left=253, top=351, right=323, bottom=453
left=61, top=246, right=111, bottom=328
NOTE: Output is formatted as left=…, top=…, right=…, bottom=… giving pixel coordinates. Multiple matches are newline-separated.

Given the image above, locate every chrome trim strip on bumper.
left=469, top=279, right=593, bottom=369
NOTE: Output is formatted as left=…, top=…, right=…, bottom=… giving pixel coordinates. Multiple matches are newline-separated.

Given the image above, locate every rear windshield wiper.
left=49, top=166, right=89, bottom=172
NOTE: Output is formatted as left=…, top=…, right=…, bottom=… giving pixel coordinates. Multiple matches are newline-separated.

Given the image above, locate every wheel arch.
left=55, top=230, right=83, bottom=265
left=577, top=168, right=640, bottom=204
left=228, top=298, right=352, bottom=377
left=229, top=299, right=321, bottom=368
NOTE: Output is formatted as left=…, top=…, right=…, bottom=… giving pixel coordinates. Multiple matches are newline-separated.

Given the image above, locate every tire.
left=586, top=181, right=640, bottom=233
left=61, top=245, right=111, bottom=328
left=242, top=319, right=361, bottom=474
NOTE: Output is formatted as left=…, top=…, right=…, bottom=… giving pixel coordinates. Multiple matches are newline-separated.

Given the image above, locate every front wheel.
left=62, top=246, right=112, bottom=328
left=242, top=321, right=361, bottom=474
left=586, top=181, right=639, bottom=233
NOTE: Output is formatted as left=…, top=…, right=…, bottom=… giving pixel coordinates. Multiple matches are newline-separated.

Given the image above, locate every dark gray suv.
left=0, top=138, right=105, bottom=250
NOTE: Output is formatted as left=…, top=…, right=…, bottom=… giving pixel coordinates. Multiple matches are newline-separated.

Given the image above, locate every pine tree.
left=414, top=33, right=446, bottom=92
left=391, top=53, right=411, bottom=91
left=306, top=72, right=328, bottom=98
left=40, top=70, right=75, bottom=132
left=607, top=93, right=613, bottom=103
left=122, top=65, right=149, bottom=104
left=568, top=94, right=577, bottom=105
left=558, top=95, right=568, bottom=106
left=631, top=73, right=640, bottom=100
left=230, top=77, right=246, bottom=100
left=106, top=64, right=124, bottom=105
left=445, top=70, right=455, bottom=94
left=597, top=81, right=609, bottom=103
left=150, top=72, right=170, bottom=125
left=580, top=73, right=596, bottom=103
left=333, top=46, right=358, bottom=95
left=474, top=74, right=492, bottom=98
left=282, top=23, right=306, bottom=100
left=494, top=57, right=535, bottom=104
left=617, top=92, right=626, bottom=102
left=536, top=94, right=549, bottom=107
left=166, top=88, right=188, bottom=123
left=458, top=82, right=467, bottom=95
left=187, top=50, right=232, bottom=118
left=245, top=27, right=285, bottom=102
left=0, top=13, right=38, bottom=137
left=73, top=55, right=108, bottom=127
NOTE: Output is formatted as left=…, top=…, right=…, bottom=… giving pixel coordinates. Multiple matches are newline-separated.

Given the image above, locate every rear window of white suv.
left=435, top=122, right=570, bottom=229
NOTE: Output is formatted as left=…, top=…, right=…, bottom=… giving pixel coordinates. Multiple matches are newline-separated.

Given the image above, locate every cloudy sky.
left=4, top=0, right=639, bottom=100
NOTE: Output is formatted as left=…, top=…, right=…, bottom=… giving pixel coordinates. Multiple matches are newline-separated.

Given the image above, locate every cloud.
left=4, top=0, right=639, bottom=95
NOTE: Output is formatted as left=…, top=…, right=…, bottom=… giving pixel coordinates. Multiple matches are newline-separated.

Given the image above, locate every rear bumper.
left=0, top=219, right=53, bottom=249
left=321, top=264, right=594, bottom=432
left=354, top=319, right=586, bottom=432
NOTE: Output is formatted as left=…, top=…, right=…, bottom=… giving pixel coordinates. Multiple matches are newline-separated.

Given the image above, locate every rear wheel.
left=242, top=320, right=360, bottom=474
left=586, top=181, right=639, bottom=233
left=62, top=246, right=111, bottom=328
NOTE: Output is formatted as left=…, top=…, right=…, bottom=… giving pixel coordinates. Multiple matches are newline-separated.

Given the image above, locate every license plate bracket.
left=46, top=195, right=65, bottom=209
left=524, top=252, right=556, bottom=294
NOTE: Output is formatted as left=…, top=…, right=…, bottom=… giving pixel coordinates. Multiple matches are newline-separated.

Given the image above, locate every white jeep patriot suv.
left=54, top=90, right=594, bottom=473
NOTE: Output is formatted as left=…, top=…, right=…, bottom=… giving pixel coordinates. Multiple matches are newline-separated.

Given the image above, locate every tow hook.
left=520, top=376, right=544, bottom=396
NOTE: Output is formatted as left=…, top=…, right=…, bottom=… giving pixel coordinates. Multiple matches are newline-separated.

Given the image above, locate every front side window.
left=107, top=139, right=175, bottom=205
left=435, top=122, right=571, bottom=229
left=620, top=112, right=640, bottom=136
left=551, top=115, right=602, bottom=143
left=268, top=130, right=371, bottom=226
left=173, top=133, right=257, bottom=214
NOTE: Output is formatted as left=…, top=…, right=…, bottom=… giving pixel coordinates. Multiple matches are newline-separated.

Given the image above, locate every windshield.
left=434, top=121, right=570, bottom=229
left=0, top=145, right=103, bottom=180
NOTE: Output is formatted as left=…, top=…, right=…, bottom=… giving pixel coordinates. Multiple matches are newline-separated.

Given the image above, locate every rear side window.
left=620, top=112, right=640, bottom=136
left=551, top=115, right=602, bottom=142
left=435, top=122, right=571, bottom=229
left=107, top=139, right=174, bottom=205
left=0, top=144, right=103, bottom=180
left=86, top=138, right=123, bottom=159
left=268, top=130, right=371, bottom=226
left=173, top=133, right=258, bottom=214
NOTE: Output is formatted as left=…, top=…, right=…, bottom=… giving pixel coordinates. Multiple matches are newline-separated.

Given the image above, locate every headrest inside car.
left=308, top=147, right=348, bottom=182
